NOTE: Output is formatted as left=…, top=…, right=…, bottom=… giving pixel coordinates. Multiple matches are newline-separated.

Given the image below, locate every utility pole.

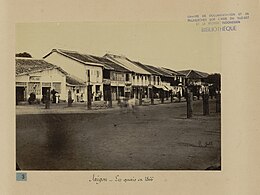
left=139, top=87, right=143, bottom=105
left=150, top=87, right=154, bottom=105
left=86, top=68, right=92, bottom=110
left=216, top=91, right=221, bottom=113
left=45, top=88, right=50, bottom=109
left=187, top=88, right=193, bottom=118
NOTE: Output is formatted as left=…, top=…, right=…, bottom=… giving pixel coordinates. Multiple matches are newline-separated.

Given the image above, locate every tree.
left=15, top=52, right=32, bottom=58
left=205, top=73, right=221, bottom=91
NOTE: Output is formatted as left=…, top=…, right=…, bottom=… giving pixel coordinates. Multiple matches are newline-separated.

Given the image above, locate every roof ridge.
left=104, top=55, right=132, bottom=72
left=52, top=49, right=104, bottom=67
left=16, top=57, right=45, bottom=61
left=142, top=63, right=163, bottom=75
left=55, top=48, right=78, bottom=53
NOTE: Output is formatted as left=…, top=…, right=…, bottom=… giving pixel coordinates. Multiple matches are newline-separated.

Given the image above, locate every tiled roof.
left=44, top=49, right=104, bottom=67
left=143, top=64, right=173, bottom=77
left=178, top=70, right=209, bottom=78
left=132, top=61, right=162, bottom=75
left=16, top=58, right=67, bottom=75
left=66, top=75, right=86, bottom=86
left=90, top=55, right=129, bottom=72
left=161, top=67, right=185, bottom=76
left=104, top=54, right=151, bottom=75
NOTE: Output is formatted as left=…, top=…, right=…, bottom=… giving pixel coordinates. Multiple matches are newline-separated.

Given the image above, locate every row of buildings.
left=16, top=48, right=211, bottom=104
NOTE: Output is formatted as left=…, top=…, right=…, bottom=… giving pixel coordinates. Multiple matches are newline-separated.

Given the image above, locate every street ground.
left=16, top=99, right=221, bottom=170
left=16, top=98, right=186, bottom=115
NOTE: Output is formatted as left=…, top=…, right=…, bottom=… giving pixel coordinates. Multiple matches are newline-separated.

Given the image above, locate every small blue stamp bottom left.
left=16, top=172, right=27, bottom=181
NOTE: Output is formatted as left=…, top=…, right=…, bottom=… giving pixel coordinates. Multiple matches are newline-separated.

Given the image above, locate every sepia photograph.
left=16, top=22, right=221, bottom=171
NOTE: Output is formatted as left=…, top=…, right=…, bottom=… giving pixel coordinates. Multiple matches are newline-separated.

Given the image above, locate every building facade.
left=104, top=54, right=151, bottom=99
left=44, top=49, right=104, bottom=101
left=16, top=58, right=67, bottom=103
left=89, top=55, right=131, bottom=101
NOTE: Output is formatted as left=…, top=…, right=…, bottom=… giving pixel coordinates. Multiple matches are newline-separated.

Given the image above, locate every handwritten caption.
left=187, top=12, right=250, bottom=32
left=89, top=174, right=154, bottom=184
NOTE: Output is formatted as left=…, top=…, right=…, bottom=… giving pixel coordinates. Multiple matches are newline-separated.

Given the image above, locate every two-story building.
left=132, top=61, right=163, bottom=98
left=104, top=54, right=151, bottom=99
left=89, top=55, right=131, bottom=100
left=44, top=49, right=105, bottom=102
left=133, top=62, right=175, bottom=99
left=161, top=67, right=186, bottom=86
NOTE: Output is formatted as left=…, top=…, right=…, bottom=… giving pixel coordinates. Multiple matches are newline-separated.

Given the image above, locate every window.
left=126, top=74, right=130, bottom=81
left=97, top=70, right=100, bottom=77
left=53, top=82, right=61, bottom=93
left=96, top=85, right=100, bottom=92
left=28, top=82, right=41, bottom=95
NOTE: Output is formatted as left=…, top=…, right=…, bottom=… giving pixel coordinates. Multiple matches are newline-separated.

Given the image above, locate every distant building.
left=160, top=67, right=186, bottom=86
left=178, top=69, right=210, bottom=98
left=16, top=58, right=67, bottom=103
left=178, top=69, right=209, bottom=86
left=132, top=61, right=171, bottom=98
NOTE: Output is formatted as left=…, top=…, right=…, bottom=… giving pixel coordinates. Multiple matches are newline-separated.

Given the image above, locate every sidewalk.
left=16, top=97, right=189, bottom=115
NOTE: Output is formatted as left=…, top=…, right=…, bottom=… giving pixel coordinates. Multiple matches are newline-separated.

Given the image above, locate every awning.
left=163, top=85, right=172, bottom=91
left=154, top=85, right=170, bottom=91
left=153, top=85, right=164, bottom=90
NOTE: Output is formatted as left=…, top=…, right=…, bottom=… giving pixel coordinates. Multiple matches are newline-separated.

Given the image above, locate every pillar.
left=187, top=91, right=193, bottom=118
left=203, top=93, right=209, bottom=115
left=151, top=87, right=154, bottom=105
left=216, top=92, right=221, bottom=113
left=45, top=89, right=50, bottom=109
left=68, top=90, right=73, bottom=107
left=87, top=85, right=92, bottom=110
left=139, top=87, right=142, bottom=105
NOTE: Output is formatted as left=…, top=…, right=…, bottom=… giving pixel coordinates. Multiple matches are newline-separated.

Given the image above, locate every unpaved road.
left=16, top=100, right=221, bottom=170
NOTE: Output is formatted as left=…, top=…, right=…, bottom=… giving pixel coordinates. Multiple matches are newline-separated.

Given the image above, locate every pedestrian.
left=51, top=89, right=57, bottom=103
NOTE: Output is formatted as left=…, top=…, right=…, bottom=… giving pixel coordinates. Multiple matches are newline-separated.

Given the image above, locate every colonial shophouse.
left=133, top=61, right=174, bottom=99
left=89, top=55, right=131, bottom=101
left=16, top=58, right=67, bottom=104
left=104, top=54, right=151, bottom=99
left=44, top=49, right=104, bottom=102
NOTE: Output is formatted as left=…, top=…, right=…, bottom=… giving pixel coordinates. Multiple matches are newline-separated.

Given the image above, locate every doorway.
left=16, top=87, right=26, bottom=103
left=42, top=87, right=51, bottom=103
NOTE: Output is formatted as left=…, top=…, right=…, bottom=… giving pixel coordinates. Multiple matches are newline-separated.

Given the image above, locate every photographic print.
left=16, top=22, right=221, bottom=170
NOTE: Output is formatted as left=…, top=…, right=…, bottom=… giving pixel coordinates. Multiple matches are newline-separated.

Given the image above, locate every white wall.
left=45, top=52, right=104, bottom=101
left=16, top=68, right=67, bottom=100
left=132, top=74, right=149, bottom=86
left=45, top=52, right=103, bottom=83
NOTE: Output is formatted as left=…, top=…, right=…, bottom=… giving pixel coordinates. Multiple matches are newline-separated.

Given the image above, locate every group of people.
left=186, top=84, right=219, bottom=100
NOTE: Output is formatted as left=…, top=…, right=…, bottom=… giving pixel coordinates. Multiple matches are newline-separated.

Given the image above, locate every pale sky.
left=16, top=22, right=221, bottom=73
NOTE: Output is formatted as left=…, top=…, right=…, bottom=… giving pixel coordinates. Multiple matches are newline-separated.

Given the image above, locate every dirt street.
left=16, top=100, right=221, bottom=170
